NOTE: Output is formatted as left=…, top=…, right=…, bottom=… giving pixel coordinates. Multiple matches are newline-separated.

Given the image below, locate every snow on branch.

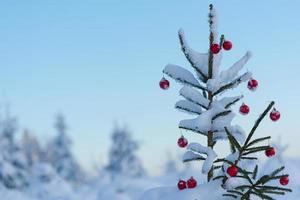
left=209, top=4, right=218, bottom=43
left=219, top=51, right=252, bottom=84
left=163, top=64, right=206, bottom=91
left=175, top=100, right=203, bottom=115
left=207, top=52, right=252, bottom=94
left=187, top=142, right=217, bottom=174
left=213, top=125, right=246, bottom=143
left=179, top=101, right=228, bottom=134
left=179, top=117, right=207, bottom=136
left=212, top=111, right=235, bottom=131
left=183, top=151, right=205, bottom=162
left=217, top=95, right=244, bottom=109
left=178, top=29, right=209, bottom=81
left=212, top=72, right=252, bottom=95
left=180, top=86, right=210, bottom=109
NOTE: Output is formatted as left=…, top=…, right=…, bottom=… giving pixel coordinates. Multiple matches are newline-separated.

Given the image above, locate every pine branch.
left=242, top=145, right=270, bottom=156
left=183, top=157, right=205, bottom=162
left=175, top=105, right=202, bottom=115
left=178, top=31, right=208, bottom=82
left=213, top=72, right=251, bottom=95
left=166, top=72, right=207, bottom=91
left=225, top=95, right=244, bottom=109
left=244, top=101, right=275, bottom=146
left=163, top=64, right=207, bottom=91
left=178, top=126, right=207, bottom=136
left=225, top=127, right=242, bottom=151
left=246, top=136, right=271, bottom=148
left=212, top=110, right=231, bottom=121
left=224, top=166, right=292, bottom=199
left=252, top=165, right=258, bottom=180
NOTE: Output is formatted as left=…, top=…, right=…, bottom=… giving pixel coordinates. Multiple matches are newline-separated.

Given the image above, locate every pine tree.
left=161, top=4, right=292, bottom=199
left=21, top=129, right=42, bottom=167
left=106, top=125, right=145, bottom=179
left=46, top=113, right=83, bottom=183
left=0, top=110, right=28, bottom=188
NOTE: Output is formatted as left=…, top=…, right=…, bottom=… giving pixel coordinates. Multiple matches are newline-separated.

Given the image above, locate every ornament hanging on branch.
left=227, top=165, right=238, bottom=177
left=280, top=176, right=289, bottom=186
left=177, top=136, right=188, bottom=148
left=177, top=180, right=187, bottom=190
left=187, top=177, right=197, bottom=188
left=265, top=147, right=276, bottom=157
left=222, top=40, right=232, bottom=51
left=210, top=43, right=221, bottom=54
left=247, top=78, right=258, bottom=91
left=239, top=103, right=250, bottom=115
left=270, top=108, right=281, bottom=121
left=159, top=77, right=170, bottom=90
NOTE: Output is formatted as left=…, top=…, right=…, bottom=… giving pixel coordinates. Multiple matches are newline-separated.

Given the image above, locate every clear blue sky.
left=0, top=0, right=299, bottom=174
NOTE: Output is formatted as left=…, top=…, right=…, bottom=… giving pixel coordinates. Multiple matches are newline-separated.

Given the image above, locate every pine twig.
left=178, top=31, right=208, bottom=82
left=244, top=101, right=275, bottom=146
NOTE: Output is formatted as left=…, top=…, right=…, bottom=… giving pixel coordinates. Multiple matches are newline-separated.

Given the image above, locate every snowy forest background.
left=0, top=106, right=300, bottom=200
left=0, top=106, right=210, bottom=200
left=1, top=1, right=300, bottom=200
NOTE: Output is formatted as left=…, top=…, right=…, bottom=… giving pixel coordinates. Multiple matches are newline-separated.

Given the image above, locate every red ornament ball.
left=227, top=165, right=238, bottom=177
left=177, top=136, right=188, bottom=148
left=265, top=147, right=276, bottom=157
left=187, top=177, right=197, bottom=189
left=280, top=176, right=289, bottom=186
left=210, top=43, right=220, bottom=54
left=239, top=103, right=250, bottom=115
left=159, top=78, right=170, bottom=90
left=270, top=109, right=281, bottom=121
left=223, top=40, right=232, bottom=51
left=247, top=79, right=258, bottom=91
left=177, top=180, right=187, bottom=190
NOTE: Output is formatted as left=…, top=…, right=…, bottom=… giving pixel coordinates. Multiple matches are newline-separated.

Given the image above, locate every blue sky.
left=0, top=0, right=299, bottom=174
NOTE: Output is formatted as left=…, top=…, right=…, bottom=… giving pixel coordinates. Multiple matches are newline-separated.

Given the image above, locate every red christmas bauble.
left=210, top=43, right=220, bottom=54
left=280, top=176, right=289, bottom=186
left=187, top=177, right=197, bottom=189
left=223, top=40, right=232, bottom=51
left=265, top=147, right=276, bottom=157
left=227, top=165, right=238, bottom=177
left=177, top=180, right=187, bottom=190
left=159, top=78, right=170, bottom=90
left=177, top=136, right=188, bottom=148
left=247, top=79, right=258, bottom=91
left=239, top=103, right=250, bottom=115
left=270, top=109, right=281, bottom=121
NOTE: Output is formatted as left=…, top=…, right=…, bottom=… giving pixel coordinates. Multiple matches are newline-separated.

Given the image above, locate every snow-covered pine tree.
left=106, top=125, right=145, bottom=180
left=154, top=4, right=292, bottom=200
left=0, top=110, right=28, bottom=188
left=21, top=129, right=42, bottom=167
left=46, top=113, right=83, bottom=183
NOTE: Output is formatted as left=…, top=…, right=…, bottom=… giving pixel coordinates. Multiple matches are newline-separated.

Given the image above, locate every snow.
left=182, top=151, right=204, bottom=162
left=175, top=100, right=202, bottom=115
left=217, top=95, right=243, bottom=108
left=209, top=5, right=218, bottom=43
left=178, top=101, right=229, bottom=135
left=140, top=181, right=226, bottom=200
left=213, top=125, right=246, bottom=143
left=0, top=156, right=298, bottom=200
left=187, top=143, right=217, bottom=174
left=179, top=86, right=209, bottom=109
left=207, top=51, right=252, bottom=93
left=177, top=29, right=223, bottom=79
left=163, top=64, right=202, bottom=89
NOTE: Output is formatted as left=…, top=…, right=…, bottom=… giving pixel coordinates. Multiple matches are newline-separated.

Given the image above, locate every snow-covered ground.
left=0, top=157, right=299, bottom=200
